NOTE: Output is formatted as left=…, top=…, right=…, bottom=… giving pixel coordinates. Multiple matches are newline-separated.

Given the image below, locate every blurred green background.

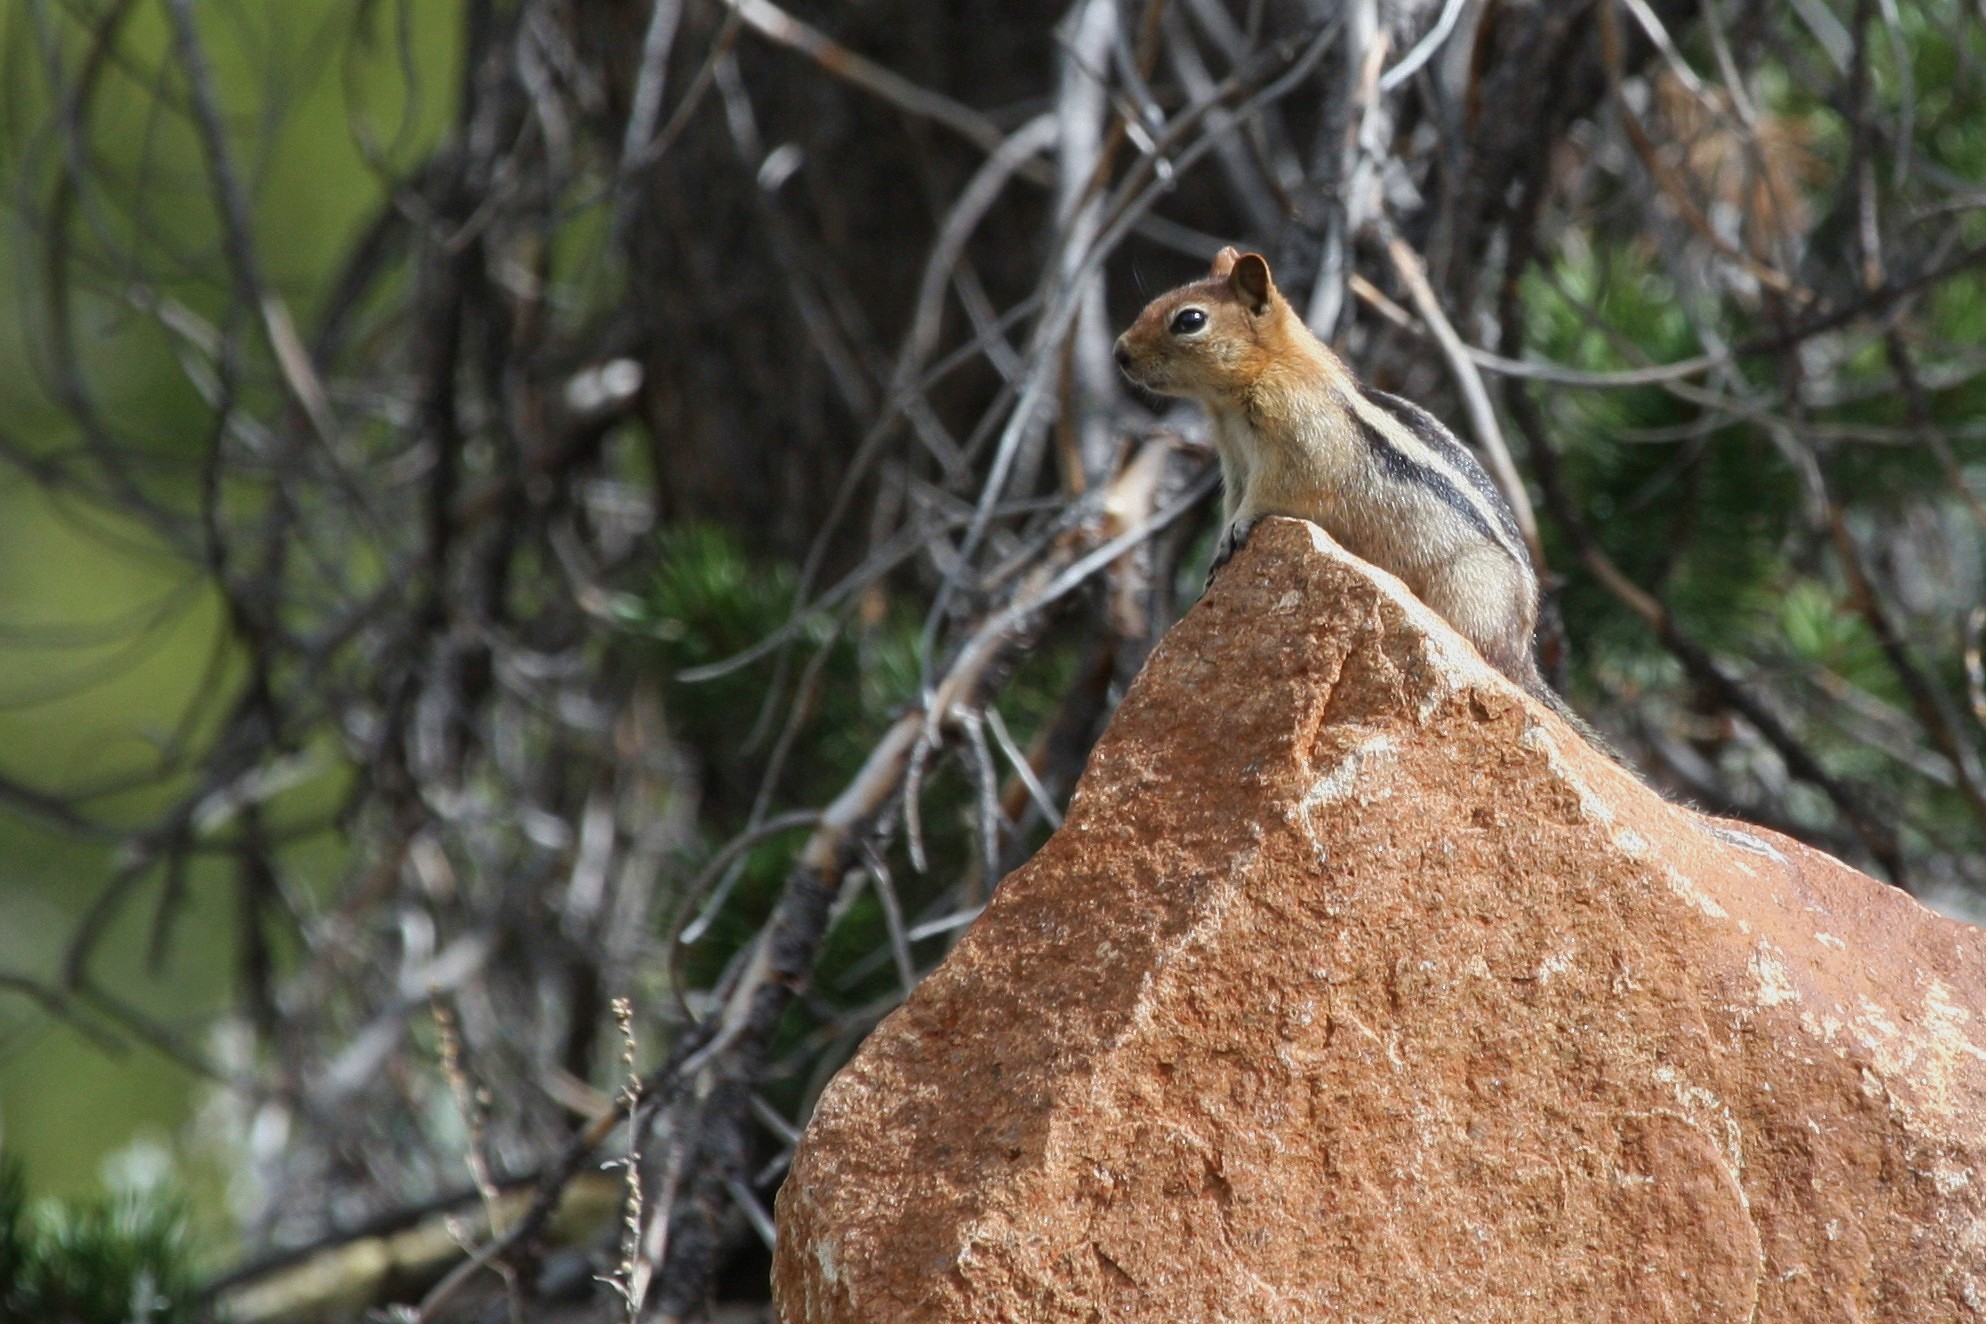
left=0, top=0, right=463, bottom=1208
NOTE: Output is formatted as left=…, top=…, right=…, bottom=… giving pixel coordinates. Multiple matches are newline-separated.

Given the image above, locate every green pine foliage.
left=633, top=523, right=1073, bottom=1014
left=0, top=1155, right=200, bottom=1324
left=1524, top=249, right=1800, bottom=663
left=1517, top=13, right=1986, bottom=864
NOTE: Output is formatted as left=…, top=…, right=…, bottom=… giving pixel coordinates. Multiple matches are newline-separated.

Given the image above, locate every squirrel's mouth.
left=1115, top=356, right=1167, bottom=394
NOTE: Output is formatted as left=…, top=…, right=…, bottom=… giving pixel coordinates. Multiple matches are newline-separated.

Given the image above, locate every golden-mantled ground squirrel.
left=1115, top=247, right=1566, bottom=714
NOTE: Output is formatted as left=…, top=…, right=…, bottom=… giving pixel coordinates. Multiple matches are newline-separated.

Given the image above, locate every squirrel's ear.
left=1230, top=252, right=1273, bottom=315
left=1210, top=246, right=1241, bottom=280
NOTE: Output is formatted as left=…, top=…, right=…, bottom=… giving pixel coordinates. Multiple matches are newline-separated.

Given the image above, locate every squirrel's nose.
left=1113, top=339, right=1132, bottom=373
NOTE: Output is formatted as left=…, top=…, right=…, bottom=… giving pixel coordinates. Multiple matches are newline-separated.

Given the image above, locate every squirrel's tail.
left=1524, top=673, right=1629, bottom=767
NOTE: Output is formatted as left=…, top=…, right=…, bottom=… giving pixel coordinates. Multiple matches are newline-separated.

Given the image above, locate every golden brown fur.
left=1114, top=247, right=1550, bottom=698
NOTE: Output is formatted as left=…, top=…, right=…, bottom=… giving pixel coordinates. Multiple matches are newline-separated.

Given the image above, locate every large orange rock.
left=772, top=518, right=1986, bottom=1323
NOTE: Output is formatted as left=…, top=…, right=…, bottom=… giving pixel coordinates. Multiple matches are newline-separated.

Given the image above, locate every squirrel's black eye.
left=1169, top=307, right=1208, bottom=336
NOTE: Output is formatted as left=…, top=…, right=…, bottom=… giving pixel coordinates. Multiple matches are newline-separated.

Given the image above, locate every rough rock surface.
left=772, top=518, right=1986, bottom=1323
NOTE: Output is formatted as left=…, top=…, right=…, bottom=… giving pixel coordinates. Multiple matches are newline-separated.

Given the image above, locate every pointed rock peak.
left=774, top=518, right=1986, bottom=1324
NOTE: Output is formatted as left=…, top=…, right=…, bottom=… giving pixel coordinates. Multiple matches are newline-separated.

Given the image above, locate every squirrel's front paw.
left=1205, top=517, right=1258, bottom=587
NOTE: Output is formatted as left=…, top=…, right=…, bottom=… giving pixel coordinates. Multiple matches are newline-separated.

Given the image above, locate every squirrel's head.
left=1113, top=246, right=1289, bottom=402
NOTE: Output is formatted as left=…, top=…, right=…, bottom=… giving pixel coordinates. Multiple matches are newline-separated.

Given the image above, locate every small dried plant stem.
left=432, top=994, right=503, bottom=1232
left=602, top=997, right=647, bottom=1323
left=432, top=993, right=522, bottom=1322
